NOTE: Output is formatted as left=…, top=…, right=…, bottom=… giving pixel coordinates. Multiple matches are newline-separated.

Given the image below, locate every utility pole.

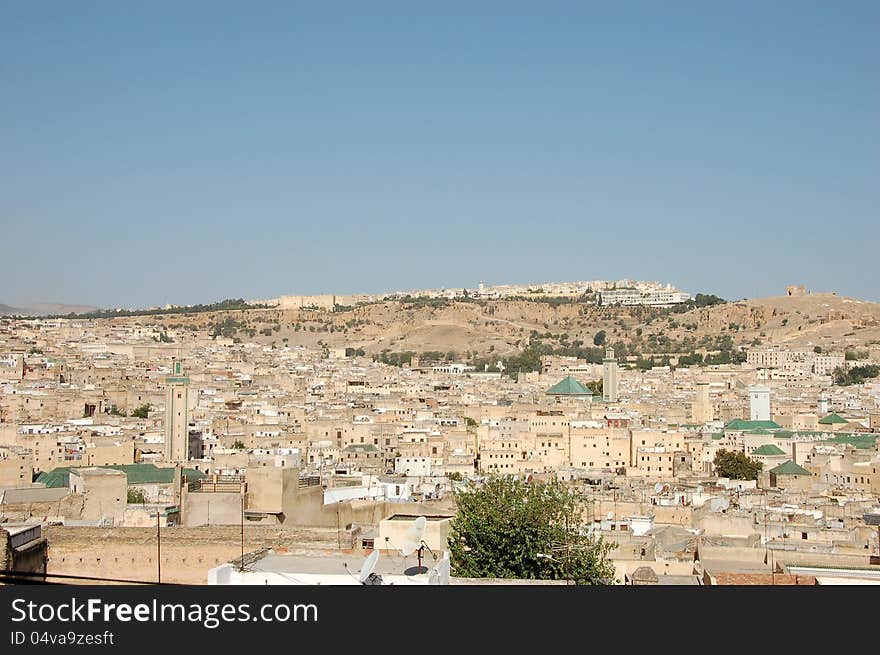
left=240, top=492, right=245, bottom=571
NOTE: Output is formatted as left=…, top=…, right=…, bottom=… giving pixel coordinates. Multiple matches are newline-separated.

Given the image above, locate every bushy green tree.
left=713, top=449, right=762, bottom=480
left=833, top=364, right=879, bottom=386
left=131, top=404, right=151, bottom=419
left=448, top=476, right=616, bottom=584
left=127, top=487, right=147, bottom=504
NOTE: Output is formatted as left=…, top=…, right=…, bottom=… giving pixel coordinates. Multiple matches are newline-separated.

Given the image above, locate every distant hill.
left=7, top=292, right=878, bottom=368
left=75, top=291, right=879, bottom=368
left=0, top=302, right=100, bottom=316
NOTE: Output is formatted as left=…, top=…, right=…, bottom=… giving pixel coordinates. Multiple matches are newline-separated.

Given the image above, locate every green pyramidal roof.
left=752, top=444, right=786, bottom=456
left=545, top=375, right=591, bottom=396
left=770, top=460, right=811, bottom=476
left=818, top=413, right=848, bottom=425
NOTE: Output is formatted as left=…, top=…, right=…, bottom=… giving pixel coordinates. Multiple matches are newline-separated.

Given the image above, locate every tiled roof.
left=770, top=460, right=811, bottom=476
left=545, top=375, right=591, bottom=396
left=36, top=464, right=204, bottom=488
left=752, top=444, right=785, bottom=456
left=818, top=412, right=848, bottom=425
left=724, top=419, right=782, bottom=431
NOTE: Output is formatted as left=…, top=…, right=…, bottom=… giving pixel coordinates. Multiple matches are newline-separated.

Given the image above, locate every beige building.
left=69, top=467, right=127, bottom=525
left=0, top=445, right=33, bottom=487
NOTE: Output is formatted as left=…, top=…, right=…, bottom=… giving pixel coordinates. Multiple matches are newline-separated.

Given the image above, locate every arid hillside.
left=116, top=292, right=880, bottom=363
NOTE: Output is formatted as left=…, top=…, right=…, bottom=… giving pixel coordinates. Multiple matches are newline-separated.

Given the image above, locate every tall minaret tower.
left=164, top=358, right=191, bottom=463
left=602, top=348, right=619, bottom=403
left=692, top=380, right=712, bottom=423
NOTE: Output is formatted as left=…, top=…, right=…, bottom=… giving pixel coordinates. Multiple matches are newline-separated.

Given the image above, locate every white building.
left=598, top=287, right=692, bottom=307
left=749, top=385, right=771, bottom=421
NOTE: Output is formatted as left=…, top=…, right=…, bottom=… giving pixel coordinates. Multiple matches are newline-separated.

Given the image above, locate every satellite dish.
left=358, top=550, right=380, bottom=584
left=654, top=483, right=663, bottom=493
left=709, top=497, right=730, bottom=512
left=401, top=516, right=427, bottom=556
left=606, top=512, right=614, bottom=520
left=436, top=555, right=451, bottom=584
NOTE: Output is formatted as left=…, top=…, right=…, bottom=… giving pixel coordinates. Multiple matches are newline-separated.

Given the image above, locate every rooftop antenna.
left=401, top=516, right=435, bottom=575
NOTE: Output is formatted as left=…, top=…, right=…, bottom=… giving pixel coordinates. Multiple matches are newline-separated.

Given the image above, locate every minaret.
left=602, top=348, right=619, bottom=403
left=692, top=381, right=712, bottom=423
left=749, top=385, right=771, bottom=422
left=164, top=358, right=191, bottom=463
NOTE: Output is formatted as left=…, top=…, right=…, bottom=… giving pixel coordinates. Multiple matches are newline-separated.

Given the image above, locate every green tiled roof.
left=36, top=464, right=205, bottom=489
left=711, top=433, right=725, bottom=440
left=746, top=428, right=772, bottom=435
left=774, top=430, right=794, bottom=439
left=545, top=375, right=591, bottom=396
left=818, top=413, right=848, bottom=425
left=724, top=419, right=782, bottom=431
left=770, top=460, right=811, bottom=476
left=822, top=433, right=878, bottom=449
left=752, top=444, right=786, bottom=456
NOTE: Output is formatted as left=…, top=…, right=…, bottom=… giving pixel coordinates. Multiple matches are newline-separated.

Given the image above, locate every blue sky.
left=2, top=1, right=878, bottom=308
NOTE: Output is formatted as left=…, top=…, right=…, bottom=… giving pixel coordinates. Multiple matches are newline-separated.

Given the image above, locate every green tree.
left=127, top=487, right=147, bottom=504
left=712, top=449, right=762, bottom=480
left=834, top=364, right=879, bottom=386
left=131, top=404, right=151, bottom=419
left=448, top=476, right=617, bottom=584
left=593, top=330, right=607, bottom=347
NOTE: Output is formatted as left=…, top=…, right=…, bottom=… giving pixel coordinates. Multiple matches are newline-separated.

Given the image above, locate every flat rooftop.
left=248, top=551, right=431, bottom=578
left=385, top=514, right=454, bottom=521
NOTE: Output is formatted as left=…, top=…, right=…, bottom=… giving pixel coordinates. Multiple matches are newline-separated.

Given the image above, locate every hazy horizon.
left=4, top=2, right=878, bottom=307
left=4, top=276, right=872, bottom=313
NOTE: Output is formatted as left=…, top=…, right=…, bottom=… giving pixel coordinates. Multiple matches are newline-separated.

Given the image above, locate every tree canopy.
left=713, top=449, right=762, bottom=480
left=448, top=476, right=616, bottom=584
left=833, top=364, right=879, bottom=386
left=130, top=404, right=150, bottom=419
